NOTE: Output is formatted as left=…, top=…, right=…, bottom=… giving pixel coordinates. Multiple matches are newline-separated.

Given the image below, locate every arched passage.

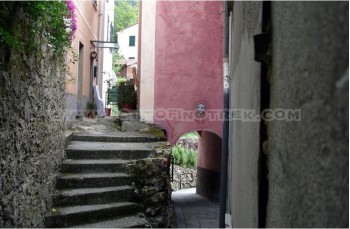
left=171, top=129, right=222, bottom=202
left=196, top=131, right=222, bottom=202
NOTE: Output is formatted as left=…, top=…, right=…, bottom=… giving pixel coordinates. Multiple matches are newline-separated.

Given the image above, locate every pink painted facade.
left=197, top=131, right=222, bottom=172
left=153, top=1, right=224, bottom=145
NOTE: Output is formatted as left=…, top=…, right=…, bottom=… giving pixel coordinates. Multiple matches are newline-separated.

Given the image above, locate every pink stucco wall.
left=154, top=1, right=224, bottom=145
left=197, top=131, right=222, bottom=172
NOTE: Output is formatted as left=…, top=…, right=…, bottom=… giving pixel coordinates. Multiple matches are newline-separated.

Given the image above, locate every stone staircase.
left=45, top=132, right=164, bottom=228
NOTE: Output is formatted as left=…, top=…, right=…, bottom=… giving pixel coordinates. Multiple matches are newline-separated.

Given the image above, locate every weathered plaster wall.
left=266, top=2, right=349, bottom=227
left=0, top=40, right=66, bottom=227
left=154, top=1, right=224, bottom=145
left=196, top=131, right=221, bottom=201
left=69, top=0, right=99, bottom=98
left=65, top=0, right=100, bottom=126
left=197, top=131, right=221, bottom=173
left=228, top=2, right=262, bottom=227
left=139, top=0, right=156, bottom=123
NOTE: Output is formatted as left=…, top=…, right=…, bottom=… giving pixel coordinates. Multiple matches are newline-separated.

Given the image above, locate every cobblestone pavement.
left=172, top=188, right=220, bottom=228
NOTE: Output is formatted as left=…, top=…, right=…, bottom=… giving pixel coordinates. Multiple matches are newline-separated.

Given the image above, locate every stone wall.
left=126, top=143, right=172, bottom=228
left=177, top=138, right=198, bottom=151
left=0, top=7, right=66, bottom=227
left=171, top=165, right=197, bottom=191
left=266, top=2, right=348, bottom=227
left=227, top=2, right=348, bottom=228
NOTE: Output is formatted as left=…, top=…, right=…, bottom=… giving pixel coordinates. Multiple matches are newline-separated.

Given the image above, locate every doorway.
left=77, top=42, right=84, bottom=117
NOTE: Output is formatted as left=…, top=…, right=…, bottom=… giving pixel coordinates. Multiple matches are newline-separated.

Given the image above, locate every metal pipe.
left=219, top=0, right=230, bottom=228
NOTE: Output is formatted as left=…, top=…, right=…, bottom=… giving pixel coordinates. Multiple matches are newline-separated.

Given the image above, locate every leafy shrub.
left=171, top=145, right=197, bottom=168
left=179, top=148, right=188, bottom=166
left=187, top=150, right=197, bottom=167
left=86, top=100, right=96, bottom=112
left=172, top=146, right=180, bottom=164
left=116, top=77, right=127, bottom=86
left=116, top=79, right=136, bottom=109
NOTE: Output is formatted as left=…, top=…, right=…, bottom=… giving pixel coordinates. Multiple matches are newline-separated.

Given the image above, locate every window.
left=129, top=57, right=135, bottom=60
left=129, top=36, right=135, bottom=47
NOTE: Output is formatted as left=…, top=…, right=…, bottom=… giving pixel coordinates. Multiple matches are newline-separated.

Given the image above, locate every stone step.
left=66, top=141, right=155, bottom=160
left=56, top=173, right=132, bottom=189
left=45, top=202, right=142, bottom=227
left=53, top=185, right=135, bottom=207
left=60, top=159, right=130, bottom=173
left=75, top=215, right=149, bottom=228
left=72, top=133, right=165, bottom=143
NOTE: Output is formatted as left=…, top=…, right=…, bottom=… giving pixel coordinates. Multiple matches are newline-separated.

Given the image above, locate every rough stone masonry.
left=0, top=27, right=66, bottom=228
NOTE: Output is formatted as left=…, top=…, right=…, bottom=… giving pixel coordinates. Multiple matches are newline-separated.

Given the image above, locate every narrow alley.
left=172, top=188, right=219, bottom=228
left=0, top=1, right=348, bottom=228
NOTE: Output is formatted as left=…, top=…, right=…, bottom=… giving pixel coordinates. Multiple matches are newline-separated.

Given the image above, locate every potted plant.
left=116, top=78, right=136, bottom=113
left=86, top=100, right=96, bottom=118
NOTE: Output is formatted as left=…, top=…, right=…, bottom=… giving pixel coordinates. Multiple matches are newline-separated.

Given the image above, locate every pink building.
left=139, top=1, right=224, bottom=200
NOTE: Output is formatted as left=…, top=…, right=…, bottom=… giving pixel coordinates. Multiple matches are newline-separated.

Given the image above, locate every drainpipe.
left=97, top=0, right=104, bottom=91
left=219, top=0, right=230, bottom=228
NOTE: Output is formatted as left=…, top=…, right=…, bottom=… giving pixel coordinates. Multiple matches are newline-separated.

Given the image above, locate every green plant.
left=111, top=104, right=121, bottom=116
left=172, top=146, right=180, bottom=164
left=115, top=77, right=128, bottom=87
left=0, top=2, right=76, bottom=56
left=172, top=145, right=197, bottom=168
left=0, top=2, right=78, bottom=78
left=116, top=79, right=136, bottom=108
left=114, top=0, right=138, bottom=34
left=112, top=52, right=124, bottom=75
left=86, top=100, right=96, bottom=112
left=187, top=150, right=198, bottom=167
left=179, top=148, right=188, bottom=166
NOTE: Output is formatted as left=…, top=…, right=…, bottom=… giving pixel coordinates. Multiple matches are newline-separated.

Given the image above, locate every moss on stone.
left=141, top=125, right=166, bottom=139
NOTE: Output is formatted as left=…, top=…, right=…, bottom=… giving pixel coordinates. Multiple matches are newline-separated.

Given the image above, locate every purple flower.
left=65, top=0, right=77, bottom=43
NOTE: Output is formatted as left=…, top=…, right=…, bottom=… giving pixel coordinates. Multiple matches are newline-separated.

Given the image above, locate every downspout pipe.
left=219, top=0, right=230, bottom=228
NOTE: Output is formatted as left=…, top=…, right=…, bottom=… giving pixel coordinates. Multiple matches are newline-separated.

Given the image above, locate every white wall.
left=102, top=0, right=116, bottom=107
left=228, top=2, right=262, bottom=227
left=139, top=2, right=155, bottom=123
left=117, top=24, right=138, bottom=60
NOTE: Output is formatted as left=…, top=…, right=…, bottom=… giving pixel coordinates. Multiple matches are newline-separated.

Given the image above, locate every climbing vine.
left=0, top=1, right=77, bottom=61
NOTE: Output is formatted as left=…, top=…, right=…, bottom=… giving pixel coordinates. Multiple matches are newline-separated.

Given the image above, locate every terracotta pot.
left=122, top=103, right=134, bottom=113
left=105, top=108, right=111, bottom=116
left=88, top=112, right=94, bottom=119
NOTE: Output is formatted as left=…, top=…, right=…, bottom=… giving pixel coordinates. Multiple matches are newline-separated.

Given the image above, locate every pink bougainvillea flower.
left=66, top=0, right=77, bottom=42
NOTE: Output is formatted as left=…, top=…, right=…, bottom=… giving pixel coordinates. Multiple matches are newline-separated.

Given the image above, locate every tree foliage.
left=112, top=0, right=138, bottom=75
left=112, top=52, right=124, bottom=76
left=114, top=0, right=138, bottom=33
left=0, top=1, right=74, bottom=57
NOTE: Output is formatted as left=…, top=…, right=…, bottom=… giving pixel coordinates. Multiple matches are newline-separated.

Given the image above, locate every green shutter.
left=129, top=36, right=135, bottom=46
